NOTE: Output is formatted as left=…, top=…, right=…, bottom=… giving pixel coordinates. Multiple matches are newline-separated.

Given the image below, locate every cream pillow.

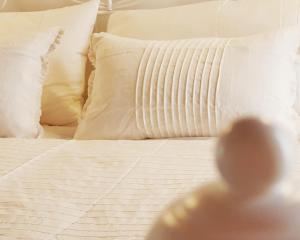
left=0, top=29, right=62, bottom=138
left=0, top=0, right=99, bottom=126
left=75, top=28, right=299, bottom=140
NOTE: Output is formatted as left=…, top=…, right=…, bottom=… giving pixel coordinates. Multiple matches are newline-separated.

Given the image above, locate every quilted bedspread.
left=1, top=139, right=300, bottom=239
left=0, top=139, right=220, bottom=240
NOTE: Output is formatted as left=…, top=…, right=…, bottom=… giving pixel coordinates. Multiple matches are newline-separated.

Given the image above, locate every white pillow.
left=75, top=28, right=299, bottom=140
left=0, top=29, right=62, bottom=138
left=0, top=0, right=99, bottom=126
left=106, top=0, right=300, bottom=116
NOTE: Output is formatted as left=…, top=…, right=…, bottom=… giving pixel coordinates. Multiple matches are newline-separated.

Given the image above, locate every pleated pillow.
left=75, top=28, right=299, bottom=140
left=0, top=0, right=99, bottom=126
left=0, top=29, right=62, bottom=138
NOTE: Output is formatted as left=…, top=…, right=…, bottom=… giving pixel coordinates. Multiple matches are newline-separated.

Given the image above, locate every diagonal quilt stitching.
left=0, top=140, right=74, bottom=186
left=52, top=140, right=167, bottom=240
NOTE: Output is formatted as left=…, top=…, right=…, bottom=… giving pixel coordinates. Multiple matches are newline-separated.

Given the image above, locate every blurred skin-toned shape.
left=147, top=118, right=300, bottom=240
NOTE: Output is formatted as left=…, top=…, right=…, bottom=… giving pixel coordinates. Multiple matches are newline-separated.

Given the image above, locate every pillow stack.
left=0, top=0, right=99, bottom=127
left=0, top=0, right=99, bottom=138
left=75, top=29, right=299, bottom=139
left=1, top=0, right=300, bottom=140
left=76, top=0, right=300, bottom=139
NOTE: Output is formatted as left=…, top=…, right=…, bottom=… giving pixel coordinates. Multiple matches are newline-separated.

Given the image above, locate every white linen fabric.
left=0, top=0, right=99, bottom=126
left=0, top=29, right=62, bottom=138
left=76, top=29, right=299, bottom=140
left=1, top=138, right=300, bottom=239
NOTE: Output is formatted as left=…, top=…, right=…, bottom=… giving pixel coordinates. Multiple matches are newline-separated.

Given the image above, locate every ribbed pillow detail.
left=136, top=39, right=231, bottom=138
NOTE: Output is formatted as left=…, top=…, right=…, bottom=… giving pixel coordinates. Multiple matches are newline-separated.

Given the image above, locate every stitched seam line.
left=0, top=140, right=74, bottom=185
left=52, top=140, right=167, bottom=239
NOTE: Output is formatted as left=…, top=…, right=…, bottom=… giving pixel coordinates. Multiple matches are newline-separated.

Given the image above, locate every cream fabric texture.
left=40, top=126, right=76, bottom=139
left=2, top=138, right=300, bottom=239
left=76, top=29, right=299, bottom=140
left=0, top=0, right=99, bottom=126
left=0, top=138, right=217, bottom=239
left=0, top=29, right=61, bottom=138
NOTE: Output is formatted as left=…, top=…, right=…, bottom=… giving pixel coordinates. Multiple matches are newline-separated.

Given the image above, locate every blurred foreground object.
left=147, top=118, right=299, bottom=240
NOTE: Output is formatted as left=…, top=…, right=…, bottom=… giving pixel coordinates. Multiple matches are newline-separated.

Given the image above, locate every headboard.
left=0, top=0, right=210, bottom=12
left=0, top=0, right=212, bottom=32
left=0, top=0, right=105, bottom=11
left=101, top=0, right=210, bottom=11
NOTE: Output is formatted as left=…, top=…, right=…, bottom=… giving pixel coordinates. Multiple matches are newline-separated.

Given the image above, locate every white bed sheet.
left=0, top=138, right=299, bottom=239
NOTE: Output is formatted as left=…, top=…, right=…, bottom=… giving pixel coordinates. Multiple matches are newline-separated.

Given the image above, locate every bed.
left=2, top=136, right=300, bottom=239
left=0, top=137, right=217, bottom=239
left=1, top=0, right=300, bottom=239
